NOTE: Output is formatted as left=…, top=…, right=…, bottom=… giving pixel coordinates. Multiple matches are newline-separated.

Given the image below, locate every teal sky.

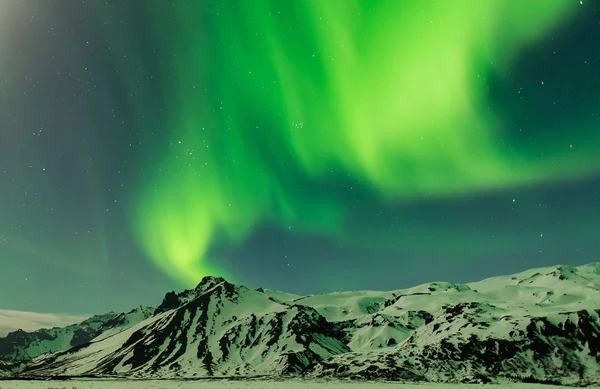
left=0, top=0, right=599, bottom=314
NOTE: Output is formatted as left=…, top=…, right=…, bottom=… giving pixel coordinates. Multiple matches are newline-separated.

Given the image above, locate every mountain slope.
left=0, top=359, right=11, bottom=375
left=306, top=264, right=600, bottom=384
left=0, top=306, right=154, bottom=363
left=13, top=263, right=600, bottom=385
left=22, top=277, right=349, bottom=378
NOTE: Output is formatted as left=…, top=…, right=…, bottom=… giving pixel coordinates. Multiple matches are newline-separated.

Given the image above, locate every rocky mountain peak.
left=195, top=275, right=228, bottom=291
left=154, top=276, right=234, bottom=315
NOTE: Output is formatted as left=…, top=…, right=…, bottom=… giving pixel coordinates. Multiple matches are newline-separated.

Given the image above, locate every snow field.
left=0, top=380, right=597, bottom=389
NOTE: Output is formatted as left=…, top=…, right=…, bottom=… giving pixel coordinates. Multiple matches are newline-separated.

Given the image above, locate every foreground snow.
left=0, top=379, right=596, bottom=389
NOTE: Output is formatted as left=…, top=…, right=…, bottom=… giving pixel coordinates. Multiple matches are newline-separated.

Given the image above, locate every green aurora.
left=92, top=1, right=599, bottom=284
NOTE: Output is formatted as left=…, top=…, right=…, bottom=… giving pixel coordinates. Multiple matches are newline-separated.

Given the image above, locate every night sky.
left=1, top=0, right=599, bottom=316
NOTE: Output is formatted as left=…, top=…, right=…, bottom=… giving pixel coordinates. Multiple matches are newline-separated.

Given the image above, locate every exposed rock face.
left=0, top=359, right=11, bottom=375
left=6, top=264, right=600, bottom=385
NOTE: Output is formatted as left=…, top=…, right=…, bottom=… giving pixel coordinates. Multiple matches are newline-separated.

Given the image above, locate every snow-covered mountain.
left=21, top=277, right=349, bottom=377
left=9, top=263, right=600, bottom=385
left=0, top=306, right=153, bottom=364
left=305, top=263, right=600, bottom=385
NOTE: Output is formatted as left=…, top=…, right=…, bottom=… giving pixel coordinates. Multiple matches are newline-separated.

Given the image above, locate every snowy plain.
left=0, top=380, right=599, bottom=389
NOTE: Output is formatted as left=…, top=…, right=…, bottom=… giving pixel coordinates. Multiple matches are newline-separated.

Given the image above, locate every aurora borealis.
left=1, top=0, right=599, bottom=314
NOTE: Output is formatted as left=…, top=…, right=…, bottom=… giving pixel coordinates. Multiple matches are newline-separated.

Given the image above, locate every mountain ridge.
left=2, top=262, right=599, bottom=385
left=0, top=306, right=154, bottom=365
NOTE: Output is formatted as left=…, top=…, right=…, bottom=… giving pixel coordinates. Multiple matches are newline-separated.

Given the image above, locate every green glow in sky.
left=126, top=1, right=594, bottom=285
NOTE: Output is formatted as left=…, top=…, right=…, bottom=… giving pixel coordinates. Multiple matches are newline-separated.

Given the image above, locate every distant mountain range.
left=0, top=307, right=153, bottom=363
left=1, top=263, right=599, bottom=385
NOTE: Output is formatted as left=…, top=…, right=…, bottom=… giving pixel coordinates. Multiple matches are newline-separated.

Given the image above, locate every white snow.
left=5, top=263, right=600, bottom=385
left=0, top=379, right=594, bottom=389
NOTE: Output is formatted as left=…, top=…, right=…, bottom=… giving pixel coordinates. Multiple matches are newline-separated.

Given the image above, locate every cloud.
left=0, top=310, right=90, bottom=337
